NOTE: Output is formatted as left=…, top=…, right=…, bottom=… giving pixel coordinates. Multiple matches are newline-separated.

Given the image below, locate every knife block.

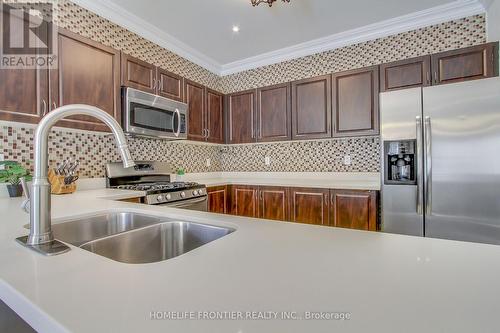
left=48, top=169, right=77, bottom=195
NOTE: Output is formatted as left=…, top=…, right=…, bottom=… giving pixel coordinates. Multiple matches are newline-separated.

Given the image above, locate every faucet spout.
left=17, top=104, right=135, bottom=255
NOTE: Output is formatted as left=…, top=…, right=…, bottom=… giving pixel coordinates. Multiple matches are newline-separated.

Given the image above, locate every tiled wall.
left=0, top=1, right=489, bottom=177
left=0, top=124, right=222, bottom=177
left=220, top=137, right=380, bottom=173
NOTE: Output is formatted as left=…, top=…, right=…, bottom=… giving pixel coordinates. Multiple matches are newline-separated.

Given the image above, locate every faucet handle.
left=20, top=177, right=30, bottom=214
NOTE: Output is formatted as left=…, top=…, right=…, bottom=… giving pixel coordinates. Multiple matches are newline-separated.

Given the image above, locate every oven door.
left=123, top=87, right=187, bottom=139
left=159, top=196, right=208, bottom=212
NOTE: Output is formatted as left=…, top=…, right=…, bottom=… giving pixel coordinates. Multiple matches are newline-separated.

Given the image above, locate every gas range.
left=106, top=161, right=207, bottom=207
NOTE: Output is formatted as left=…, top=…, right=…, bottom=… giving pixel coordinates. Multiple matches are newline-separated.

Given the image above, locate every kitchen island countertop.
left=0, top=187, right=499, bottom=333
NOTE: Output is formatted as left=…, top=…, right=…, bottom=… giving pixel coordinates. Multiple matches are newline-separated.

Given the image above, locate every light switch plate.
left=343, top=155, right=351, bottom=165
left=264, top=156, right=271, bottom=166
left=206, top=158, right=211, bottom=167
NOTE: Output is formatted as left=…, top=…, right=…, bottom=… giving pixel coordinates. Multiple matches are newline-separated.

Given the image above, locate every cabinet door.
left=256, top=83, right=291, bottom=142
left=291, top=75, right=331, bottom=140
left=380, top=56, right=431, bottom=92
left=207, top=186, right=227, bottom=214
left=206, top=89, right=224, bottom=143
left=227, top=90, right=256, bottom=144
left=330, top=190, right=377, bottom=231
left=120, top=53, right=155, bottom=93
left=289, top=187, right=329, bottom=226
left=229, top=185, right=258, bottom=218
left=431, top=43, right=499, bottom=85
left=332, top=66, right=379, bottom=137
left=157, top=68, right=183, bottom=101
left=184, top=79, right=206, bottom=141
left=50, top=29, right=120, bottom=131
left=259, top=186, right=289, bottom=221
left=0, top=11, right=48, bottom=124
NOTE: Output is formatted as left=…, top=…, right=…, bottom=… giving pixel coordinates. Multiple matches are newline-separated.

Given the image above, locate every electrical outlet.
left=0, top=153, right=4, bottom=170
left=343, top=155, right=351, bottom=166
left=264, top=156, right=271, bottom=166
left=206, top=158, right=211, bottom=167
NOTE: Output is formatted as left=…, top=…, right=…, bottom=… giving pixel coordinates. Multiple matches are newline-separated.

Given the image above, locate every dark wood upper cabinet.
left=207, top=186, right=228, bottom=214
left=157, top=68, right=183, bottom=101
left=120, top=53, right=155, bottom=94
left=184, top=79, right=205, bottom=141
left=229, top=185, right=259, bottom=218
left=289, top=187, right=329, bottom=226
left=431, top=42, right=499, bottom=85
left=227, top=90, right=256, bottom=144
left=256, top=83, right=291, bottom=142
left=259, top=186, right=289, bottom=221
left=206, top=89, right=224, bottom=143
left=50, top=29, right=121, bottom=131
left=380, top=56, right=431, bottom=92
left=330, top=189, right=377, bottom=231
left=0, top=11, right=48, bottom=124
left=291, top=75, right=332, bottom=140
left=332, top=66, right=379, bottom=137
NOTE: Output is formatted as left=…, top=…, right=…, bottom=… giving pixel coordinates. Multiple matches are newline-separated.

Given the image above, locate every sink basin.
left=50, top=212, right=165, bottom=246
left=80, top=221, right=235, bottom=264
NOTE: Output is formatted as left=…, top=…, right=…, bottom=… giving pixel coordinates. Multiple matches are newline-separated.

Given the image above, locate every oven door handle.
left=173, top=108, right=181, bottom=137
left=162, top=196, right=207, bottom=208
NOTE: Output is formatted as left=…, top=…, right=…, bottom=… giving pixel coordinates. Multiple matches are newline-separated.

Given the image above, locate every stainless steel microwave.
left=122, top=87, right=188, bottom=139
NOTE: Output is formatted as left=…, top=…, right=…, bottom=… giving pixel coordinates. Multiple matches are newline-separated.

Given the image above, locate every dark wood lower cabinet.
left=259, top=186, right=289, bottom=221
left=229, top=185, right=259, bottom=218
left=207, top=186, right=228, bottom=214
left=330, top=190, right=377, bottom=231
left=218, top=184, right=378, bottom=232
left=289, top=187, right=329, bottom=226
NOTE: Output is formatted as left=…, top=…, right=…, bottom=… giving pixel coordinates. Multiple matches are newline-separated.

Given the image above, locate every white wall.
left=487, top=0, right=500, bottom=42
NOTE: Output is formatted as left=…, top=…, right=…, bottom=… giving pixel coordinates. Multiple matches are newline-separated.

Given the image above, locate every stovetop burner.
left=115, top=181, right=199, bottom=192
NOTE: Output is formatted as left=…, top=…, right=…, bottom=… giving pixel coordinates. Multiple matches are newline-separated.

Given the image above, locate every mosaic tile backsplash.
left=0, top=124, right=222, bottom=177
left=220, top=137, right=380, bottom=173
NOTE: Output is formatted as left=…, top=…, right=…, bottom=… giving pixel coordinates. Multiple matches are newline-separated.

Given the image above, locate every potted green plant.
left=0, top=161, right=32, bottom=197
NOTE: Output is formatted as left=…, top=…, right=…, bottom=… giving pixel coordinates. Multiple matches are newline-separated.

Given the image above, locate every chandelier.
left=251, top=0, right=291, bottom=7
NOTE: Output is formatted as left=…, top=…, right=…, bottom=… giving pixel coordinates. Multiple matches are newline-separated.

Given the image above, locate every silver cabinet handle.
left=173, top=108, right=181, bottom=137
left=424, top=116, right=432, bottom=216
left=206, top=128, right=210, bottom=138
left=152, top=79, right=157, bottom=90
left=41, top=99, right=47, bottom=116
left=416, top=116, right=423, bottom=215
left=52, top=101, right=57, bottom=110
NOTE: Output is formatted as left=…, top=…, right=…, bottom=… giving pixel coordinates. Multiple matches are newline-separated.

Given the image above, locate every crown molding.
left=70, top=0, right=222, bottom=75
left=219, top=0, right=486, bottom=76
left=71, top=0, right=485, bottom=77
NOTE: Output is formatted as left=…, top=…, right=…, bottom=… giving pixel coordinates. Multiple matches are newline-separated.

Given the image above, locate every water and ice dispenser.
left=383, top=140, right=417, bottom=185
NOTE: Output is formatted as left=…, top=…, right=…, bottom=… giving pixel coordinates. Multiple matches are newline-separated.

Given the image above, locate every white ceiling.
left=73, top=0, right=487, bottom=75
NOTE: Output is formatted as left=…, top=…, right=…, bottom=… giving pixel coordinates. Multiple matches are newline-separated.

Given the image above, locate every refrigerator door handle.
left=416, top=116, right=423, bottom=215
left=424, top=116, right=432, bottom=216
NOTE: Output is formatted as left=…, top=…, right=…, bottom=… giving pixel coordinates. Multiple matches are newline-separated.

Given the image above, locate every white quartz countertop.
left=1, top=188, right=500, bottom=333
left=182, top=172, right=381, bottom=190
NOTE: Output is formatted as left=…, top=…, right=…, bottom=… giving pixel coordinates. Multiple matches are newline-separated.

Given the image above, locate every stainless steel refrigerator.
left=380, top=77, right=500, bottom=245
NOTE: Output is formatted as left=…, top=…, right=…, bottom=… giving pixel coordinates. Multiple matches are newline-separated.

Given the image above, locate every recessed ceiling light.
left=232, top=25, right=240, bottom=33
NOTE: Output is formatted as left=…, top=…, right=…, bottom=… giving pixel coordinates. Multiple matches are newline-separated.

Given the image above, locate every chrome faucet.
left=16, top=104, right=135, bottom=255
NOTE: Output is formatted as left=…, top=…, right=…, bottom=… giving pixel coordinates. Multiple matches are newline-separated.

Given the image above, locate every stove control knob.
left=165, top=193, right=171, bottom=200
left=198, top=189, right=205, bottom=195
left=192, top=190, right=199, bottom=196
left=180, top=191, right=186, bottom=198
left=157, top=194, right=165, bottom=202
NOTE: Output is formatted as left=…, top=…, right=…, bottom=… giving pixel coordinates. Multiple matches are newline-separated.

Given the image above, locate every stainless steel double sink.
left=27, top=212, right=235, bottom=264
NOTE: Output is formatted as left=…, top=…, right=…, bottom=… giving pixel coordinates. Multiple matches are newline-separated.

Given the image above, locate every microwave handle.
left=173, top=108, right=181, bottom=137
